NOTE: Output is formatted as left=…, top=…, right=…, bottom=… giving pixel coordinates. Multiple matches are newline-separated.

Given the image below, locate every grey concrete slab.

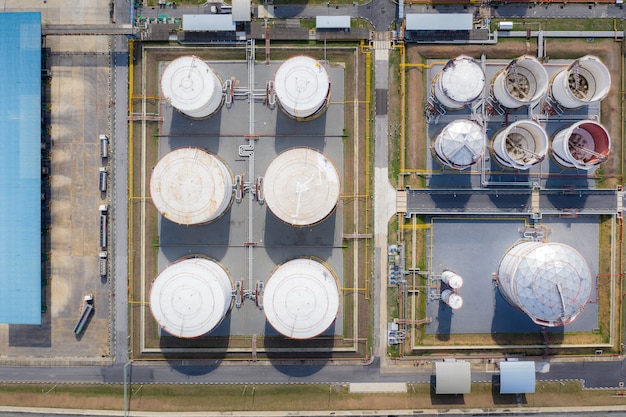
left=425, top=217, right=599, bottom=335
left=154, top=60, right=346, bottom=338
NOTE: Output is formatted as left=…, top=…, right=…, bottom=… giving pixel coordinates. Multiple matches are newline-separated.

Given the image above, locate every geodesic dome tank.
left=492, top=120, right=548, bottom=170
left=497, top=241, right=593, bottom=327
left=263, top=147, right=340, bottom=227
left=150, top=147, right=233, bottom=225
left=433, top=119, right=485, bottom=170
left=263, top=258, right=340, bottom=339
left=274, top=55, right=331, bottom=120
left=492, top=56, right=548, bottom=109
left=551, top=120, right=610, bottom=170
left=433, top=56, right=485, bottom=110
left=551, top=55, right=611, bottom=109
left=150, top=257, right=233, bottom=338
left=160, top=55, right=224, bottom=119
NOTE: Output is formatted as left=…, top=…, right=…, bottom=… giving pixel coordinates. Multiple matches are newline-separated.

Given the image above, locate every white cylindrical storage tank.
left=492, top=120, right=548, bottom=170
left=160, top=55, right=223, bottom=119
left=492, top=56, right=548, bottom=109
left=150, top=147, right=233, bottom=225
left=433, top=56, right=485, bottom=110
left=433, top=119, right=485, bottom=170
left=551, top=55, right=611, bottom=109
left=441, top=270, right=463, bottom=290
left=551, top=120, right=610, bottom=170
left=497, top=241, right=592, bottom=327
left=274, top=55, right=331, bottom=120
left=263, top=147, right=340, bottom=227
left=441, top=289, right=463, bottom=310
left=150, top=257, right=233, bottom=338
left=263, top=258, right=340, bottom=339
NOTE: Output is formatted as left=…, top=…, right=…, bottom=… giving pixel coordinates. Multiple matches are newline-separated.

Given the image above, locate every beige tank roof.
left=263, top=147, right=340, bottom=226
left=263, top=258, right=340, bottom=339
left=274, top=55, right=331, bottom=119
left=150, top=258, right=233, bottom=338
left=150, top=147, right=233, bottom=225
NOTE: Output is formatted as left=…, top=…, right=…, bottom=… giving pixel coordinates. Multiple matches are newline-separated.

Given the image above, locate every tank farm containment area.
left=394, top=46, right=621, bottom=355
left=129, top=44, right=370, bottom=360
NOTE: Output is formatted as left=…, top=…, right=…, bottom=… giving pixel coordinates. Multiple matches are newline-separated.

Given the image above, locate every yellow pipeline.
left=400, top=61, right=446, bottom=68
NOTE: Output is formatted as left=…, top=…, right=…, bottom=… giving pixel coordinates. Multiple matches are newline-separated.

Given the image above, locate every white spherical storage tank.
left=264, top=258, right=340, bottom=339
left=441, top=289, right=463, bottom=310
left=492, top=56, right=548, bottom=109
left=497, top=242, right=593, bottom=327
left=263, top=147, right=340, bottom=227
left=160, top=55, right=223, bottom=119
left=433, top=56, right=485, bottom=110
left=150, top=147, right=233, bottom=225
left=551, top=55, right=611, bottom=109
left=551, top=120, right=610, bottom=170
left=433, top=119, right=485, bottom=170
left=441, top=270, right=463, bottom=290
left=150, top=258, right=233, bottom=338
left=274, top=55, right=331, bottom=120
left=492, top=120, right=548, bottom=170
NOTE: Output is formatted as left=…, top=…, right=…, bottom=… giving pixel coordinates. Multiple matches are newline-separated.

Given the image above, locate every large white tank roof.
left=434, top=56, right=485, bottom=109
left=160, top=55, right=223, bottom=119
left=150, top=258, right=233, bottom=338
left=263, top=258, right=340, bottom=339
left=150, top=147, right=233, bottom=225
left=492, top=56, right=548, bottom=109
left=551, top=55, right=611, bottom=108
left=497, top=241, right=592, bottom=327
left=492, top=120, right=548, bottom=170
left=551, top=120, right=610, bottom=170
left=274, top=55, right=331, bottom=120
left=264, top=147, right=340, bottom=226
left=434, top=119, right=485, bottom=170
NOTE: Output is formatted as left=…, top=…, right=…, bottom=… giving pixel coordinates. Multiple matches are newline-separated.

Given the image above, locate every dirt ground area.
left=403, top=38, right=624, bottom=181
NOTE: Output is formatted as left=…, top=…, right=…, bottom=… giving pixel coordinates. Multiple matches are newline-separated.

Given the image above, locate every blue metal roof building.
left=500, top=361, right=536, bottom=394
left=0, top=12, right=42, bottom=325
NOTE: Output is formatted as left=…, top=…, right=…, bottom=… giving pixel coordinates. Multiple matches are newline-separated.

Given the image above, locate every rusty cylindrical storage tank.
left=274, top=55, right=331, bottom=121
left=492, top=120, right=548, bottom=170
left=492, top=56, right=548, bottom=109
left=160, top=55, right=224, bottom=119
left=263, top=147, right=340, bottom=227
left=433, top=119, right=485, bottom=170
left=551, top=120, right=610, bottom=170
left=150, top=257, right=233, bottom=338
left=433, top=55, right=485, bottom=110
left=263, top=258, right=340, bottom=339
left=150, top=147, right=234, bottom=225
left=551, top=55, right=611, bottom=109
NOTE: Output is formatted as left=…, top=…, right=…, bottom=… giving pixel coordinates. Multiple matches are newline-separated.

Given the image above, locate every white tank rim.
left=491, top=56, right=549, bottom=109
left=496, top=241, right=593, bottom=327
left=263, top=147, right=340, bottom=227
left=491, top=120, right=548, bottom=170
left=160, top=55, right=224, bottom=119
left=550, top=55, right=611, bottom=109
left=433, top=119, right=485, bottom=170
left=433, top=56, right=485, bottom=109
left=263, top=258, right=340, bottom=339
left=274, top=55, right=331, bottom=120
left=150, top=147, right=234, bottom=225
left=550, top=120, right=610, bottom=170
left=149, top=257, right=233, bottom=338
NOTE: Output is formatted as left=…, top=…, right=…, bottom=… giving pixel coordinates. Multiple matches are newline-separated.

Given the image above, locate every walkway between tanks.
left=372, top=31, right=399, bottom=371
